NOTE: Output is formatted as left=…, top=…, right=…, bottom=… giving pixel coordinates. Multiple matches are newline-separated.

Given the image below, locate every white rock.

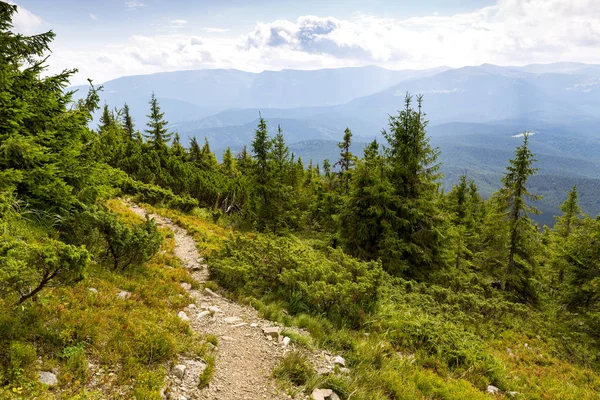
left=487, top=385, right=501, bottom=395
left=180, top=282, right=192, bottom=291
left=178, top=311, right=189, bottom=321
left=187, top=303, right=196, bottom=309
left=250, top=323, right=258, bottom=328
left=263, top=326, right=281, bottom=339
left=38, top=371, right=58, bottom=386
left=311, top=388, right=333, bottom=400
left=223, top=316, right=242, bottom=324
left=282, top=336, right=291, bottom=348
left=198, top=311, right=211, bottom=319
left=173, top=364, right=186, bottom=380
left=203, top=288, right=220, bottom=298
left=329, top=393, right=341, bottom=400
left=333, top=355, right=346, bottom=366
left=117, top=290, right=130, bottom=299
left=88, top=288, right=98, bottom=294
left=208, top=306, right=222, bottom=314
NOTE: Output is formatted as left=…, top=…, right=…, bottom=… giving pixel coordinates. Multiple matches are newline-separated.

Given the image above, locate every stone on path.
left=223, top=316, right=242, bottom=324
left=178, top=311, right=189, bottom=321
left=263, top=326, right=281, bottom=340
left=203, top=287, right=220, bottom=298
left=198, top=310, right=211, bottom=319
left=173, top=364, right=186, bottom=380
left=282, top=336, right=291, bottom=348
left=312, top=388, right=333, bottom=400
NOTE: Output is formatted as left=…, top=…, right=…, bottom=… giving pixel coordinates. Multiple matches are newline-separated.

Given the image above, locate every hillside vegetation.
left=2, top=3, right=600, bottom=399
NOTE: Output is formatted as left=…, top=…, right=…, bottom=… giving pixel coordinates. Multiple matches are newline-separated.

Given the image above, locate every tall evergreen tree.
left=334, top=127, right=355, bottom=192
left=144, top=93, right=171, bottom=150
left=122, top=102, right=135, bottom=139
left=189, top=136, right=202, bottom=163
left=555, top=185, right=582, bottom=239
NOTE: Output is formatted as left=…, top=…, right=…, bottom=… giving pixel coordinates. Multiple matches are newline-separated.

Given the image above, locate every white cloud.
left=89, top=13, right=98, bottom=21
left=202, top=27, right=230, bottom=33
left=8, top=1, right=44, bottom=34
left=125, top=1, right=145, bottom=10
left=47, top=0, right=600, bottom=84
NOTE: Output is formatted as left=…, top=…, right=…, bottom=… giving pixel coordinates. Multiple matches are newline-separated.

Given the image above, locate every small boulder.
left=333, top=355, right=346, bottom=366
left=250, top=323, right=258, bottom=328
left=263, top=326, right=281, bottom=340
left=312, top=388, right=333, bottom=400
left=487, top=385, right=501, bottom=395
left=329, top=393, right=341, bottom=400
left=173, top=364, right=186, bottom=380
left=282, top=336, right=291, bottom=348
left=180, top=282, right=192, bottom=291
left=208, top=306, right=222, bottom=314
left=88, top=288, right=98, bottom=294
left=39, top=371, right=58, bottom=386
left=178, top=311, right=189, bottom=321
left=198, top=311, right=211, bottom=319
left=203, top=288, right=220, bottom=298
left=116, top=290, right=130, bottom=299
left=187, top=303, right=196, bottom=309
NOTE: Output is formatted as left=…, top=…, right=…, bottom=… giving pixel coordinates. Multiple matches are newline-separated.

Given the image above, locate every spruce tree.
left=189, top=136, right=202, bottom=163
left=496, top=132, right=541, bottom=303
left=334, top=127, right=355, bottom=192
left=122, top=102, right=135, bottom=139
left=555, top=185, right=581, bottom=239
left=144, top=92, right=171, bottom=150
left=250, top=117, right=273, bottom=231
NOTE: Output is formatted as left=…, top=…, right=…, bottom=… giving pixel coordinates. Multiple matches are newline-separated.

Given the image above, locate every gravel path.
left=128, top=203, right=303, bottom=400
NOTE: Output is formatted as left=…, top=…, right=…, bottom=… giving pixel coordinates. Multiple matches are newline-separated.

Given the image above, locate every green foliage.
left=210, top=234, right=383, bottom=327
left=273, top=350, right=315, bottom=386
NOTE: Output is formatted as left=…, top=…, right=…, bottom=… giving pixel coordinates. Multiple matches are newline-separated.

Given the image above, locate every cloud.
left=125, top=1, right=145, bottom=10
left=47, top=0, right=600, bottom=84
left=8, top=2, right=44, bottom=34
left=89, top=13, right=98, bottom=21
left=201, top=27, right=230, bottom=33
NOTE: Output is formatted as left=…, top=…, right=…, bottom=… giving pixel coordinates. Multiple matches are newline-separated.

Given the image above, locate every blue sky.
left=10, top=0, right=600, bottom=84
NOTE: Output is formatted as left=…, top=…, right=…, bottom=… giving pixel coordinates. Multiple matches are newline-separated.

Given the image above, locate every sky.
left=8, top=0, right=600, bottom=85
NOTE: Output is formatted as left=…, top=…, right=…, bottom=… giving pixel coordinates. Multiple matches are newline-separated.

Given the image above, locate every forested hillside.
left=2, top=2, right=600, bottom=399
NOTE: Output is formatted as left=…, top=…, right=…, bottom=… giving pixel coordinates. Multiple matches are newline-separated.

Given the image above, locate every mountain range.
left=70, top=62, right=600, bottom=222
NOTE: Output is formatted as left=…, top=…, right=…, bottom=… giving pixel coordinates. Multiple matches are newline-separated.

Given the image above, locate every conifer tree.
left=250, top=117, right=273, bottom=231
left=222, top=147, right=237, bottom=176
left=379, top=93, right=447, bottom=277
left=493, top=132, right=541, bottom=303
left=144, top=93, right=171, bottom=150
left=334, top=128, right=355, bottom=192
left=555, top=185, right=581, bottom=239
left=199, top=137, right=219, bottom=171
left=189, top=136, right=202, bottom=163
left=122, top=102, right=135, bottom=139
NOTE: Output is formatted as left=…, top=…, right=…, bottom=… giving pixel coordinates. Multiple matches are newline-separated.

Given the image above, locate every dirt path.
left=128, top=203, right=305, bottom=400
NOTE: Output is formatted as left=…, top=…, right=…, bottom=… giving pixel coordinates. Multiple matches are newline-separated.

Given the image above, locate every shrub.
left=210, top=235, right=383, bottom=327
left=273, top=351, right=315, bottom=386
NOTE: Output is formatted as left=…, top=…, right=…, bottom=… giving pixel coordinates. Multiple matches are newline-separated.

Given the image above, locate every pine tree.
left=250, top=117, right=273, bottom=231
left=222, top=147, right=237, bottom=176
left=189, top=136, right=202, bottom=163
left=378, top=93, right=447, bottom=277
left=171, top=132, right=187, bottom=160
left=199, top=137, right=218, bottom=171
left=122, top=102, right=135, bottom=139
left=555, top=185, right=582, bottom=239
left=144, top=92, right=171, bottom=150
left=334, top=127, right=355, bottom=192
left=496, top=132, right=541, bottom=303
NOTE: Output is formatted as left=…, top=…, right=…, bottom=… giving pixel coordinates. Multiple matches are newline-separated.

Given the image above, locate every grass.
left=0, top=200, right=213, bottom=399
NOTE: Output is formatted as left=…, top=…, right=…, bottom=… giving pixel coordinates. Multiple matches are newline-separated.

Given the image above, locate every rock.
left=39, top=371, right=58, bottom=386
left=312, top=388, right=333, bottom=400
left=223, top=316, right=242, bottom=324
left=187, top=303, right=196, bottom=309
left=180, top=282, right=192, bottom=291
left=178, top=311, right=189, bottom=321
left=116, top=290, right=130, bottom=299
left=88, top=288, right=98, bottom=294
left=329, top=393, right=341, bottom=400
left=232, top=323, right=248, bottom=328
left=250, top=323, right=258, bottom=328
left=203, top=287, right=220, bottom=298
left=487, top=385, right=501, bottom=395
left=173, top=364, right=186, bottom=380
left=333, top=355, right=346, bottom=366
left=263, top=326, right=281, bottom=340
left=198, top=311, right=211, bottom=319
left=282, top=336, right=291, bottom=348
left=208, top=306, right=222, bottom=314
